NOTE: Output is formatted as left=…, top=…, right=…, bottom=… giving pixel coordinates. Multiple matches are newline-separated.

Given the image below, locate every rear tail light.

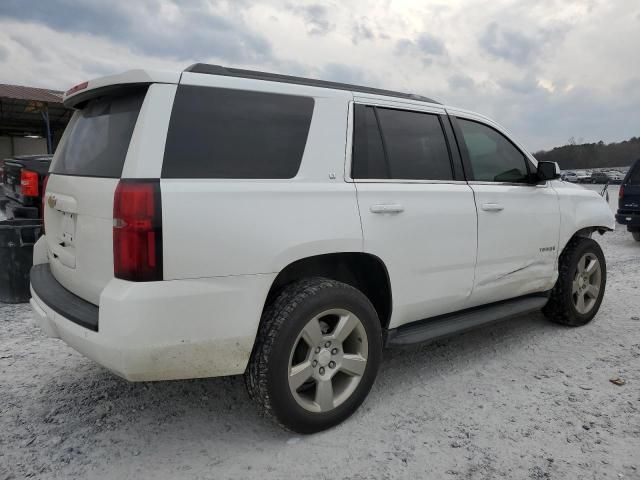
left=41, top=174, right=49, bottom=233
left=20, top=169, right=39, bottom=197
left=619, top=184, right=624, bottom=199
left=113, top=179, right=163, bottom=282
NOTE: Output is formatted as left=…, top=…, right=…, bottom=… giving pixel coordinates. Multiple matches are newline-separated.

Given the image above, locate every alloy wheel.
left=288, top=308, right=369, bottom=413
left=572, top=252, right=602, bottom=314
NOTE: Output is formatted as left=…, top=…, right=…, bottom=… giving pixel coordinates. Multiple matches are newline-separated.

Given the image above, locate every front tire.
left=543, top=237, right=606, bottom=326
left=245, top=278, right=382, bottom=433
left=632, top=232, right=640, bottom=242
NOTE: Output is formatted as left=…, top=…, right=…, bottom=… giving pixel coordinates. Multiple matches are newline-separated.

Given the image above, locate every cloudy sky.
left=1, top=0, right=638, bottom=151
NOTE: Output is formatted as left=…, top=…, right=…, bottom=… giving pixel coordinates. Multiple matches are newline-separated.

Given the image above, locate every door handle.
left=370, top=204, right=404, bottom=214
left=481, top=203, right=504, bottom=212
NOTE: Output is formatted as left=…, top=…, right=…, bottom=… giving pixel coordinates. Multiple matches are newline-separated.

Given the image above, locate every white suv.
left=30, top=64, right=615, bottom=433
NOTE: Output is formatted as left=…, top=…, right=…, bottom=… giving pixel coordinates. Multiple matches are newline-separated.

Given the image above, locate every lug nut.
left=319, top=367, right=325, bottom=375
left=331, top=348, right=338, bottom=355
left=315, top=347, right=321, bottom=354
left=329, top=361, right=336, bottom=369
left=324, top=341, right=331, bottom=348
left=312, top=360, right=317, bottom=367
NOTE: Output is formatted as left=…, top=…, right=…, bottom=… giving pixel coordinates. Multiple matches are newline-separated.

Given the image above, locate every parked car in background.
left=616, top=158, right=640, bottom=241
left=1, top=155, right=52, bottom=219
left=30, top=65, right=614, bottom=433
left=591, top=171, right=610, bottom=184
left=607, top=171, right=624, bottom=184
left=562, top=171, right=578, bottom=182
left=575, top=170, right=591, bottom=183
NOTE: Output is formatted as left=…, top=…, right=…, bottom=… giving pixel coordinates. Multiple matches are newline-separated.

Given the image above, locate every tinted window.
left=51, top=88, right=146, bottom=178
left=458, top=119, right=529, bottom=183
left=352, top=106, right=452, bottom=180
left=162, top=86, right=314, bottom=179
left=377, top=108, right=452, bottom=180
left=628, top=161, right=640, bottom=185
left=352, top=105, right=388, bottom=178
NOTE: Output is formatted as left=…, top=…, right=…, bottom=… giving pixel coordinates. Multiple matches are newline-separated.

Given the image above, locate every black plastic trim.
left=440, top=113, right=465, bottom=181
left=372, top=106, right=392, bottom=178
left=386, top=293, right=549, bottom=347
left=185, top=63, right=440, bottom=105
left=447, top=115, right=473, bottom=181
left=30, top=264, right=99, bottom=332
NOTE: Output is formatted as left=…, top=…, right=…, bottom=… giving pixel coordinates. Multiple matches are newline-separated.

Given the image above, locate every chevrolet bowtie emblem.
left=47, top=195, right=57, bottom=208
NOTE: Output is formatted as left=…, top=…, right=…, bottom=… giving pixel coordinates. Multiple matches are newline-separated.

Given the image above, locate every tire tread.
left=543, top=237, right=605, bottom=326
left=245, top=277, right=364, bottom=431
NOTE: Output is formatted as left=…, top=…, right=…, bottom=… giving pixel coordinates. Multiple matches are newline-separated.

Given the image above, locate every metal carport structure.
left=0, top=84, right=70, bottom=156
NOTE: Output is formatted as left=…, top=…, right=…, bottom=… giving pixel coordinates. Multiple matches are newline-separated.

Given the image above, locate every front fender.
left=553, top=181, right=615, bottom=251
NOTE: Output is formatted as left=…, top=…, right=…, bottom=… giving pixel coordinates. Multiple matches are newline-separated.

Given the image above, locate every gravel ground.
left=1, top=185, right=639, bottom=480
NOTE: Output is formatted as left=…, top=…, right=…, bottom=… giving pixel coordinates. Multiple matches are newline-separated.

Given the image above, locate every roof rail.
left=184, top=64, right=440, bottom=105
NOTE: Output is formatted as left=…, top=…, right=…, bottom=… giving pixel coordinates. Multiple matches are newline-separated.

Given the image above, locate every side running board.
left=385, top=295, right=548, bottom=347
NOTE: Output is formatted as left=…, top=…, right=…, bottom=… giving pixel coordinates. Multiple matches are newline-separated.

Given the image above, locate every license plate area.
left=60, top=211, right=76, bottom=245
left=47, top=210, right=78, bottom=269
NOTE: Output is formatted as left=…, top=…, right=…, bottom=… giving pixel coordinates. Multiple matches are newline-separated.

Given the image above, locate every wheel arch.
left=263, top=252, right=393, bottom=331
left=560, top=225, right=612, bottom=255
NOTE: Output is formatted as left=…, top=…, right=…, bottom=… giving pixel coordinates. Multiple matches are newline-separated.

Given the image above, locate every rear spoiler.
left=63, top=69, right=180, bottom=108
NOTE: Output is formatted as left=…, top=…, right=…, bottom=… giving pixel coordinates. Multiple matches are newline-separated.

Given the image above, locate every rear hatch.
left=44, top=86, right=148, bottom=305
left=619, top=162, right=640, bottom=214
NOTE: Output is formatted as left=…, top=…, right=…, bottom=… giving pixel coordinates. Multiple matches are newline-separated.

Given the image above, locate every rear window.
left=162, top=86, right=314, bottom=179
left=51, top=87, right=147, bottom=178
left=628, top=161, right=640, bottom=184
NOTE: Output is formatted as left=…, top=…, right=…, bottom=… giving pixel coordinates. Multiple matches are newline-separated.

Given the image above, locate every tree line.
left=533, top=136, right=640, bottom=169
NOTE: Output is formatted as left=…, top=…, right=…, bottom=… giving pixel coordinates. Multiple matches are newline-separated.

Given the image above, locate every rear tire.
left=245, top=277, right=382, bottom=433
left=543, top=237, right=606, bottom=326
left=632, top=232, right=640, bottom=242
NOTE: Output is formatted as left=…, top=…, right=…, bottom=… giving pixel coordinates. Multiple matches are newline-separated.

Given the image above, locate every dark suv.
left=616, top=159, right=640, bottom=241
left=1, top=155, right=52, bottom=219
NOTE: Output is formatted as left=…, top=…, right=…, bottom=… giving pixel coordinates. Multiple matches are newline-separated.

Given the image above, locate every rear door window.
left=351, top=105, right=388, bottom=178
left=162, top=86, right=314, bottom=179
left=51, top=87, right=147, bottom=178
left=352, top=105, right=453, bottom=180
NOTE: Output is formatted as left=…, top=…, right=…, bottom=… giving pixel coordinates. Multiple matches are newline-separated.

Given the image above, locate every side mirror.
left=537, top=161, right=561, bottom=182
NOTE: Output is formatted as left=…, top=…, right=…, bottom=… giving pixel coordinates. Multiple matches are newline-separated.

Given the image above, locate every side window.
left=629, top=162, right=640, bottom=185
left=352, top=105, right=453, bottom=180
left=352, top=105, right=388, bottom=179
left=458, top=118, right=529, bottom=183
left=162, top=86, right=314, bottom=179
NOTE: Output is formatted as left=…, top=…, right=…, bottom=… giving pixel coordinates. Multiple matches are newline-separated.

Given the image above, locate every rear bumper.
left=30, top=267, right=276, bottom=381
left=31, top=264, right=99, bottom=331
left=615, top=211, right=640, bottom=229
